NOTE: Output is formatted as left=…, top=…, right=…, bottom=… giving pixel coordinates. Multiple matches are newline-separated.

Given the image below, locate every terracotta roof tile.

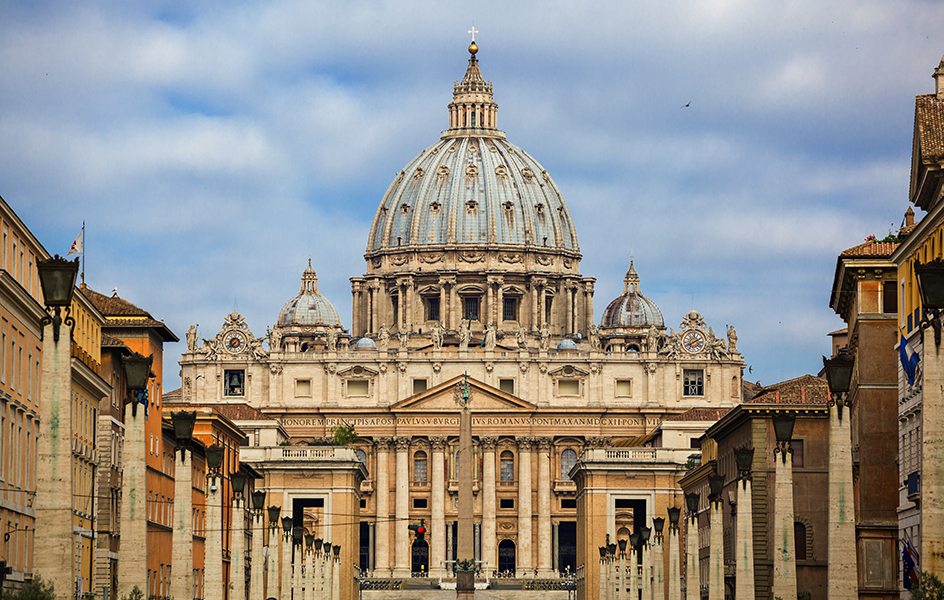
left=101, top=333, right=128, bottom=348
left=917, top=93, right=944, bottom=162
left=212, top=404, right=274, bottom=422
left=82, top=285, right=151, bottom=317
left=746, top=374, right=828, bottom=404
left=665, top=408, right=731, bottom=422
left=840, top=240, right=899, bottom=257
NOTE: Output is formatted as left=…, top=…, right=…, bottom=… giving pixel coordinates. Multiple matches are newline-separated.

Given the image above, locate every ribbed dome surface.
left=600, top=262, right=664, bottom=328
left=367, top=137, right=579, bottom=252
left=277, top=262, right=341, bottom=327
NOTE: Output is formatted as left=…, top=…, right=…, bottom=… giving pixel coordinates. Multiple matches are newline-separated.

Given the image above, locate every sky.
left=1, top=0, right=941, bottom=392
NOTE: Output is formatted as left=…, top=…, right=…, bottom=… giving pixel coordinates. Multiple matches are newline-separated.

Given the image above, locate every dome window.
left=466, top=200, right=478, bottom=213
left=400, top=204, right=411, bottom=214
left=502, top=201, right=514, bottom=212
left=430, top=201, right=441, bottom=213
left=413, top=168, right=425, bottom=180
left=535, top=203, right=545, bottom=214
left=437, top=166, right=449, bottom=182
left=522, top=168, right=534, bottom=182
left=496, top=165, right=508, bottom=178
left=466, top=164, right=479, bottom=178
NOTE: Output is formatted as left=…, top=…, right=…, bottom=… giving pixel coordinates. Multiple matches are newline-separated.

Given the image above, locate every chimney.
left=935, top=55, right=944, bottom=99
left=906, top=206, right=915, bottom=227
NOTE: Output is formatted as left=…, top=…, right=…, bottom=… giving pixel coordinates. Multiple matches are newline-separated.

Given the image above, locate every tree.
left=121, top=586, right=145, bottom=600
left=330, top=419, right=357, bottom=446
left=2, top=577, right=55, bottom=600
left=912, top=572, right=944, bottom=600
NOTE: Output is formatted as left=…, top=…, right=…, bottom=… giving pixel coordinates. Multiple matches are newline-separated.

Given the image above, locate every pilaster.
left=481, top=436, right=498, bottom=572
left=517, top=437, right=533, bottom=575
left=393, top=436, right=411, bottom=577
left=430, top=436, right=448, bottom=575
left=374, top=438, right=392, bottom=577
left=537, top=437, right=553, bottom=576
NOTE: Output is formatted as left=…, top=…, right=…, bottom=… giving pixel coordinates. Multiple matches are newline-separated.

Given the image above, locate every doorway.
left=558, top=521, right=577, bottom=573
left=412, top=540, right=429, bottom=575
left=498, top=539, right=516, bottom=574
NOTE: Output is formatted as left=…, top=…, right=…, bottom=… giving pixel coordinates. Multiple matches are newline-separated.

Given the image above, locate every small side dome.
left=277, top=261, right=341, bottom=327
left=600, top=261, right=664, bottom=329
left=354, top=337, right=377, bottom=350
left=557, top=339, right=578, bottom=350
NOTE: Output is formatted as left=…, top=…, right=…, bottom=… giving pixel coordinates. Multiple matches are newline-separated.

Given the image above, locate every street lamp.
left=231, top=472, right=247, bottom=497
left=122, top=351, right=153, bottom=416
left=315, top=538, right=323, bottom=553
left=37, top=255, right=79, bottom=342
left=293, top=526, right=304, bottom=546
left=618, top=538, right=628, bottom=555
left=171, top=411, right=196, bottom=451
left=667, top=506, right=681, bottom=529
left=708, top=474, right=725, bottom=503
left=914, top=258, right=944, bottom=344
left=652, top=517, right=665, bottom=540
left=685, top=492, right=700, bottom=515
left=734, top=447, right=754, bottom=480
left=251, top=490, right=266, bottom=513
left=639, top=526, right=651, bottom=545
left=281, top=516, right=293, bottom=537
left=305, top=534, right=314, bottom=549
left=267, top=505, right=281, bottom=526
left=772, top=412, right=797, bottom=461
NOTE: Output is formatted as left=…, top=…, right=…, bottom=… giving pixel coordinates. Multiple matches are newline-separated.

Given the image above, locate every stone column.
left=922, top=326, right=944, bottom=573
left=667, top=523, right=680, bottom=600
left=565, top=285, right=574, bottom=336
left=439, top=283, right=448, bottom=330
left=539, top=287, right=547, bottom=329
left=585, top=283, right=595, bottom=335
left=324, top=548, right=334, bottom=600
left=231, top=497, right=245, bottom=600
left=482, top=437, right=498, bottom=573
left=205, top=479, right=223, bottom=600
left=651, top=533, right=663, bottom=600
left=640, top=541, right=650, bottom=600
left=447, top=522, right=454, bottom=563
left=537, top=438, right=553, bottom=576
left=393, top=437, right=411, bottom=577
left=474, top=522, right=481, bottom=563
left=709, top=494, right=723, bottom=600
left=553, top=523, right=560, bottom=574
left=116, top=405, right=147, bottom=597
left=828, top=393, right=857, bottom=600
left=303, top=544, right=312, bottom=600
left=773, top=438, right=797, bottom=600
left=171, top=448, right=194, bottom=600
left=313, top=546, right=323, bottom=600
left=531, top=284, right=539, bottom=331
left=367, top=282, right=375, bottom=334
left=282, top=527, right=293, bottom=600
left=35, top=322, right=75, bottom=597
left=487, top=280, right=494, bottom=325
left=449, top=279, right=458, bottom=332
left=618, top=549, right=627, bottom=600
left=367, top=523, right=375, bottom=574
left=251, top=513, right=265, bottom=600
left=430, top=436, right=448, bottom=575
left=686, top=513, right=700, bottom=600
left=374, top=438, right=392, bottom=577
left=396, top=282, right=404, bottom=332
left=405, top=277, right=414, bottom=332
left=735, top=477, right=754, bottom=600
left=292, top=540, right=302, bottom=600
left=269, top=523, right=281, bottom=600
left=497, top=285, right=505, bottom=325
left=332, top=554, right=340, bottom=600
left=599, top=555, right=607, bottom=600
left=517, top=438, right=534, bottom=576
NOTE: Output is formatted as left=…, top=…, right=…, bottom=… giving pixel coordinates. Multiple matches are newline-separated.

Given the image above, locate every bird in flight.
left=680, top=102, right=691, bottom=108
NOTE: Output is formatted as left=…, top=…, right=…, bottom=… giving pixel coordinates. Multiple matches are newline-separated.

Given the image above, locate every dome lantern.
left=600, top=261, right=664, bottom=329
left=277, top=261, right=342, bottom=328
left=444, top=40, right=502, bottom=138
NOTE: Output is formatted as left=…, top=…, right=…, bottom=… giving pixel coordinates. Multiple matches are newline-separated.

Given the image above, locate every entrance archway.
left=498, top=539, right=516, bottom=574
left=412, top=539, right=429, bottom=575
left=558, top=521, right=577, bottom=573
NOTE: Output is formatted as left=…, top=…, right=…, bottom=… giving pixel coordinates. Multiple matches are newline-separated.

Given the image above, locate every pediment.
left=390, top=375, right=536, bottom=413
left=548, top=365, right=589, bottom=377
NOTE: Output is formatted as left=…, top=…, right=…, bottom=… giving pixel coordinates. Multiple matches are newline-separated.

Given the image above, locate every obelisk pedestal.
left=456, top=377, right=475, bottom=600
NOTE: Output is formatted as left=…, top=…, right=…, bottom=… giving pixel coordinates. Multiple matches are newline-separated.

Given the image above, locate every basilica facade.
left=177, top=41, right=745, bottom=581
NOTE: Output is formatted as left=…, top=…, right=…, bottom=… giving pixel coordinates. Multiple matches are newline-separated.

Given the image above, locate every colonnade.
left=370, top=435, right=564, bottom=578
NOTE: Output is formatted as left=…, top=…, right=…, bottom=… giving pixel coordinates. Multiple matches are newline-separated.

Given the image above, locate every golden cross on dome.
left=468, top=26, right=478, bottom=42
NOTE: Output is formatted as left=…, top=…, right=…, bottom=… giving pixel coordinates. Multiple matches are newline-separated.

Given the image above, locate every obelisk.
left=456, top=374, right=475, bottom=599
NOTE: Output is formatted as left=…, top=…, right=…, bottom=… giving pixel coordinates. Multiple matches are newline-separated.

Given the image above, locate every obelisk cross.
left=468, top=26, right=478, bottom=42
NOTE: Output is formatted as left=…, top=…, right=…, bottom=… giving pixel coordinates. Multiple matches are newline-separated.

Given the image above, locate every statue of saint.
left=483, top=322, right=497, bottom=351
left=431, top=321, right=444, bottom=350
left=727, top=325, right=738, bottom=354
left=588, top=324, right=600, bottom=350
left=515, top=326, right=528, bottom=348
left=378, top=324, right=390, bottom=350
left=540, top=322, right=550, bottom=351
left=459, top=320, right=472, bottom=352
left=326, top=328, right=338, bottom=351
left=186, top=324, right=198, bottom=353
left=268, top=326, right=282, bottom=352
left=398, top=328, right=410, bottom=348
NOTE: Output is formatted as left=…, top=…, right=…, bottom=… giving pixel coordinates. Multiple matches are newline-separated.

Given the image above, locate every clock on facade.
left=224, top=331, right=247, bottom=354
left=681, top=330, right=706, bottom=354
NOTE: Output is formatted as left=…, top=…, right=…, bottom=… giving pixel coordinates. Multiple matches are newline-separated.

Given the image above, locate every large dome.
left=600, top=262, right=664, bottom=329
left=277, top=261, right=341, bottom=328
left=365, top=44, right=579, bottom=255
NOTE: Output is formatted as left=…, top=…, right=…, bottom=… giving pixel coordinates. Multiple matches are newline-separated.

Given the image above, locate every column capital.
left=374, top=437, right=393, bottom=451
left=487, top=275, right=504, bottom=286
left=394, top=436, right=412, bottom=451
left=516, top=436, right=535, bottom=451
left=430, top=436, right=449, bottom=451
left=480, top=436, right=499, bottom=451
left=439, top=275, right=457, bottom=286
left=536, top=437, right=553, bottom=451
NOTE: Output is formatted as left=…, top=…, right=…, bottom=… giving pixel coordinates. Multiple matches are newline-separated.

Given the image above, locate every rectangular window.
left=615, top=380, right=632, bottom=397
left=558, top=379, right=580, bottom=396
left=691, top=437, right=702, bottom=449
left=503, top=298, right=517, bottom=322
left=883, top=281, right=898, bottom=314
left=499, top=379, right=515, bottom=395
left=295, top=380, right=311, bottom=397
left=412, top=498, right=428, bottom=509
left=11, top=241, right=16, bottom=280
left=1, top=330, right=5, bottom=384
left=360, top=499, right=367, bottom=509
left=499, top=498, right=515, bottom=509
left=791, top=439, right=804, bottom=468
left=412, top=379, right=428, bottom=395
left=347, top=380, right=369, bottom=396
left=683, top=370, right=704, bottom=396
left=463, top=297, right=480, bottom=321
left=223, top=370, right=245, bottom=396
left=561, top=498, right=577, bottom=509
left=2, top=228, right=6, bottom=270
left=26, top=353, right=31, bottom=401
left=427, top=298, right=440, bottom=322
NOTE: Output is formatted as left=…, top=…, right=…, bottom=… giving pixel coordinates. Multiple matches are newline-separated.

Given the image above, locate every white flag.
left=68, top=230, right=83, bottom=255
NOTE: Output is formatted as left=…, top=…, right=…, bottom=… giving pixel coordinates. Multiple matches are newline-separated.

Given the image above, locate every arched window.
left=561, top=449, right=578, bottom=480
left=413, top=451, right=428, bottom=483
left=500, top=450, right=515, bottom=482
left=794, top=522, right=808, bottom=560
left=355, top=448, right=368, bottom=475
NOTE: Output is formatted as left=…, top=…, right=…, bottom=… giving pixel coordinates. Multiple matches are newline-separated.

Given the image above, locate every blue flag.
left=903, top=536, right=920, bottom=589
left=900, top=334, right=920, bottom=385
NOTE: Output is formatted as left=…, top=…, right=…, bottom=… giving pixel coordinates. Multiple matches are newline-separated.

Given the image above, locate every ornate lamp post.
left=707, top=473, right=725, bottom=600
left=599, top=545, right=608, bottom=600
left=684, top=493, right=700, bottom=600
left=332, top=545, right=342, bottom=600
left=249, top=490, right=266, bottom=600
left=822, top=349, right=858, bottom=600
left=292, top=526, right=305, bottom=600
left=914, top=258, right=944, bottom=344
left=205, top=444, right=226, bottom=600
left=732, top=447, right=755, bottom=600
left=267, top=505, right=282, bottom=600
left=772, top=412, right=798, bottom=600
left=323, top=542, right=334, bottom=600
left=667, top=507, right=681, bottom=600
left=282, top=516, right=294, bottom=600
left=618, top=537, right=628, bottom=600
left=33, top=256, right=80, bottom=598
left=651, top=518, right=664, bottom=600
left=229, top=472, right=247, bottom=600
left=304, top=534, right=314, bottom=600
left=314, top=539, right=325, bottom=600
left=169, top=411, right=197, bottom=600
left=638, top=526, right=651, bottom=600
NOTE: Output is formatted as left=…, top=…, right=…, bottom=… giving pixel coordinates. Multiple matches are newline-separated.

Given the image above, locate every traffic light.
left=408, top=519, right=427, bottom=542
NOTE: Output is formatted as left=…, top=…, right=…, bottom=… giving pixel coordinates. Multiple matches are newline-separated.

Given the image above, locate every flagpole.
left=81, top=221, right=85, bottom=285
